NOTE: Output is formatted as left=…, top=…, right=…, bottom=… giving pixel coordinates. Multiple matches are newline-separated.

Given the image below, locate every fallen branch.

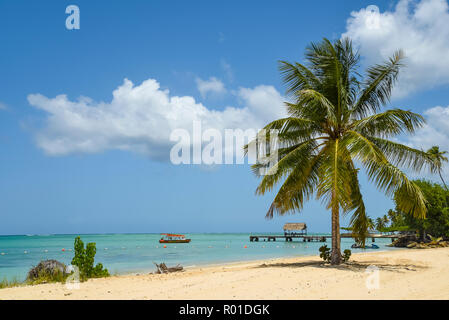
left=153, top=262, right=183, bottom=274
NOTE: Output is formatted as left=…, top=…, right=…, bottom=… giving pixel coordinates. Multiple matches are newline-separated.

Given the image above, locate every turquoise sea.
left=0, top=233, right=398, bottom=281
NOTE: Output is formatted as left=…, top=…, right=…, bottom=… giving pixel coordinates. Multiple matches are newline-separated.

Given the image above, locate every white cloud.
left=28, top=78, right=286, bottom=160
left=407, top=105, right=449, bottom=152
left=343, top=0, right=449, bottom=98
left=195, top=77, right=226, bottom=98
left=400, top=104, right=449, bottom=178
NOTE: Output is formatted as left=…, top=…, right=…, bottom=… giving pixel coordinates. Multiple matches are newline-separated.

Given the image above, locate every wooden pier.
left=249, top=233, right=400, bottom=243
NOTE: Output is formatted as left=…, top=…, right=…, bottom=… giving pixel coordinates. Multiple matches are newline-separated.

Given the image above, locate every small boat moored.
left=159, top=233, right=191, bottom=243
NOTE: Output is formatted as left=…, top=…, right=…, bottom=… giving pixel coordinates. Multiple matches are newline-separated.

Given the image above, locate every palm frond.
left=266, top=146, right=326, bottom=218
left=352, top=50, right=405, bottom=118
left=278, top=61, right=320, bottom=96
left=368, top=136, right=434, bottom=172
left=254, top=139, right=318, bottom=194
left=353, top=109, right=425, bottom=138
left=363, top=159, right=427, bottom=218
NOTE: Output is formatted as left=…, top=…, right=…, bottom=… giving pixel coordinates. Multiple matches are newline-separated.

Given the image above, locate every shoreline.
left=0, top=245, right=399, bottom=286
left=119, top=246, right=399, bottom=277
left=1, top=247, right=449, bottom=299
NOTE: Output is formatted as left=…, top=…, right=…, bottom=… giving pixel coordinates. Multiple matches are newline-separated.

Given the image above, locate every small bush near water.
left=71, top=236, right=109, bottom=281
left=27, top=259, right=69, bottom=284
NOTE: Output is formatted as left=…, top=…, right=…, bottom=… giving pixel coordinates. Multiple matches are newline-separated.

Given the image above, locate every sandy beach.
left=1, top=247, right=449, bottom=300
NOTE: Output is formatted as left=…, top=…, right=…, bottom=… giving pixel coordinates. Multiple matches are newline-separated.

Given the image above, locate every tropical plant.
left=319, top=245, right=331, bottom=262
left=374, top=215, right=391, bottom=232
left=367, top=217, right=375, bottom=231
left=426, top=146, right=448, bottom=190
left=247, top=37, right=431, bottom=264
left=342, top=249, right=351, bottom=262
left=382, top=214, right=390, bottom=229
left=391, top=180, right=449, bottom=240
left=318, top=245, right=351, bottom=263
left=71, top=236, right=109, bottom=281
left=375, top=217, right=385, bottom=231
left=387, top=209, right=396, bottom=222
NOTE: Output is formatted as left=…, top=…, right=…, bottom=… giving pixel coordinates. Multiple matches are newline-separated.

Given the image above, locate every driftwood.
left=153, top=262, right=183, bottom=274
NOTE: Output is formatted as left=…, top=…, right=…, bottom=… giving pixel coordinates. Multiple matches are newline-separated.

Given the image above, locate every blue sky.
left=1, top=0, right=449, bottom=235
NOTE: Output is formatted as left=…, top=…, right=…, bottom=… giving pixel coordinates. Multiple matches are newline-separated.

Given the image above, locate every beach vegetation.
left=26, top=259, right=69, bottom=285
left=71, top=236, right=109, bottom=281
left=319, top=245, right=351, bottom=263
left=390, top=180, right=449, bottom=240
left=426, top=146, right=448, bottom=190
left=248, top=37, right=432, bottom=264
left=319, top=245, right=331, bottom=262
left=342, top=249, right=351, bottom=262
left=0, top=277, right=22, bottom=289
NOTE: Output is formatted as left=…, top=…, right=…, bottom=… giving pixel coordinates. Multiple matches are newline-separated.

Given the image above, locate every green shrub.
left=27, top=269, right=68, bottom=285
left=319, top=245, right=351, bottom=263
left=319, top=245, right=331, bottom=263
left=342, top=249, right=351, bottom=262
left=71, top=236, right=109, bottom=281
left=26, top=259, right=69, bottom=284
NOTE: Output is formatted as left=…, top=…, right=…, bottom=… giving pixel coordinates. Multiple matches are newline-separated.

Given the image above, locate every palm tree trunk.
left=438, top=170, right=448, bottom=191
left=331, top=193, right=341, bottom=265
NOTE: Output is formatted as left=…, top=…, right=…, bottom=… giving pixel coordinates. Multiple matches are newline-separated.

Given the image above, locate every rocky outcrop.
left=406, top=241, right=449, bottom=249
left=388, top=234, right=418, bottom=248
left=389, top=234, right=449, bottom=249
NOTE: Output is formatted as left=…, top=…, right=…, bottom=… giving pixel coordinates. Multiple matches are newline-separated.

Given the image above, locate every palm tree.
left=387, top=209, right=395, bottom=221
left=247, top=38, right=430, bottom=264
left=375, top=217, right=385, bottom=231
left=367, top=217, right=375, bottom=231
left=382, top=214, right=390, bottom=227
left=426, top=146, right=448, bottom=190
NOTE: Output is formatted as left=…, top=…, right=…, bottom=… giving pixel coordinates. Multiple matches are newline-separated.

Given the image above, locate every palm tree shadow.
left=255, top=260, right=427, bottom=273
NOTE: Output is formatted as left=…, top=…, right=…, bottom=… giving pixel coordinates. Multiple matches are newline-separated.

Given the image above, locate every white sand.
left=1, top=247, right=449, bottom=300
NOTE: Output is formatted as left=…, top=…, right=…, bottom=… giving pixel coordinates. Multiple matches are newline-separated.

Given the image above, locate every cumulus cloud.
left=195, top=77, right=226, bottom=98
left=342, top=0, right=449, bottom=98
left=406, top=105, right=449, bottom=152
left=28, top=78, right=286, bottom=160
left=398, top=104, right=449, bottom=178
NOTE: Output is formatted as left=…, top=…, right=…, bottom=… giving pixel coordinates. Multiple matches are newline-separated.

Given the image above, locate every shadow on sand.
left=255, top=259, right=427, bottom=273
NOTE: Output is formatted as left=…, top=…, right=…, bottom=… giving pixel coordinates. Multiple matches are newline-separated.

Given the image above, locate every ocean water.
left=0, top=233, right=398, bottom=281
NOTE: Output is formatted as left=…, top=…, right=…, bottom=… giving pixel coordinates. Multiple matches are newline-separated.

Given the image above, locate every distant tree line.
left=386, top=180, right=449, bottom=240
left=343, top=145, right=449, bottom=241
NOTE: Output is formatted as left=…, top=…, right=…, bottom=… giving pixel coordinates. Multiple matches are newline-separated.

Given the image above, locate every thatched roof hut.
left=283, top=223, right=307, bottom=231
